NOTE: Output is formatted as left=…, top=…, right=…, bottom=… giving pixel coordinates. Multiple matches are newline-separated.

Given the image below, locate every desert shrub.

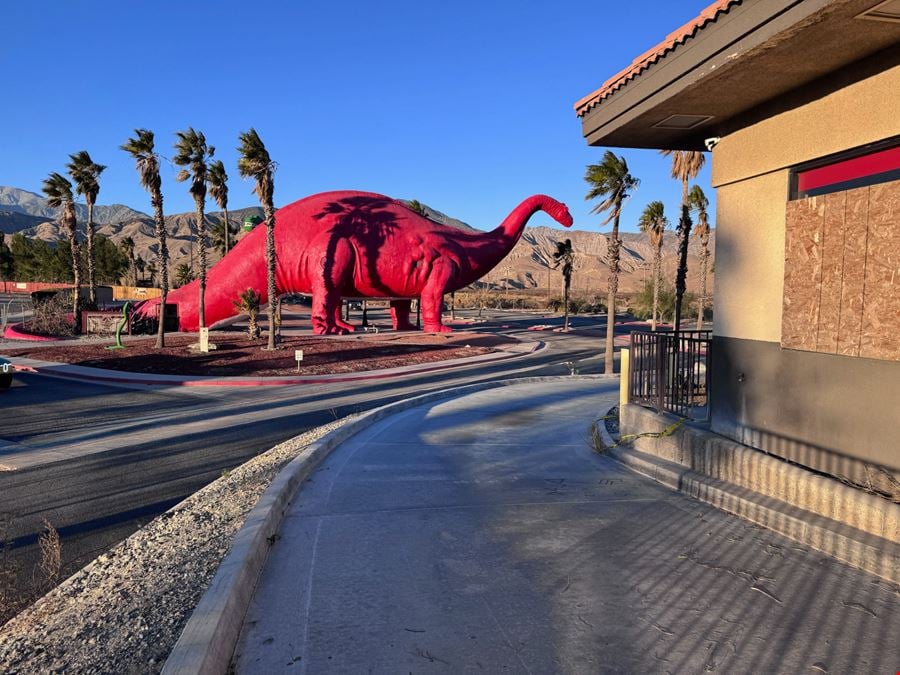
left=630, top=280, right=695, bottom=324
left=28, top=291, right=76, bottom=336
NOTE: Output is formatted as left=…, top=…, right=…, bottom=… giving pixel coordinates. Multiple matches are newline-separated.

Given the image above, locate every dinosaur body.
left=139, top=190, right=572, bottom=334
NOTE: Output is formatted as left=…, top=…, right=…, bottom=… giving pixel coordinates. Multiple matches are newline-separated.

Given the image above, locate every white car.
left=0, top=357, right=12, bottom=390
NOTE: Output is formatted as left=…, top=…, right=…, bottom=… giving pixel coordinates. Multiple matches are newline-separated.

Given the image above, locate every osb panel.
left=860, top=181, right=900, bottom=360
left=782, top=198, right=823, bottom=351
left=816, top=192, right=845, bottom=353
left=836, top=187, right=869, bottom=357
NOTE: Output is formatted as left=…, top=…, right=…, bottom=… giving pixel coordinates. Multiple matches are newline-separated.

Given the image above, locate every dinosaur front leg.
left=390, top=299, right=416, bottom=331
left=421, top=259, right=454, bottom=333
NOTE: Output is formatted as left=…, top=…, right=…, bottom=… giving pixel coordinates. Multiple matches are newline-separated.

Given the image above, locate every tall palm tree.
left=173, top=128, right=214, bottom=330
left=659, top=150, right=705, bottom=331
left=237, top=128, right=278, bottom=350
left=689, top=185, right=711, bottom=330
left=66, top=151, right=106, bottom=306
left=121, top=129, right=169, bottom=348
left=42, top=172, right=81, bottom=330
left=585, top=150, right=639, bottom=374
left=638, top=201, right=669, bottom=331
left=207, top=159, right=231, bottom=254
left=552, top=238, right=575, bottom=332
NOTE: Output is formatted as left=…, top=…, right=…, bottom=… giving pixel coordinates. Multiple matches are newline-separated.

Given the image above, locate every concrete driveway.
left=234, top=379, right=899, bottom=673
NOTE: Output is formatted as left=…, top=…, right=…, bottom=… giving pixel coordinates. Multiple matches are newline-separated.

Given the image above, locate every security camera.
left=704, top=137, right=721, bottom=151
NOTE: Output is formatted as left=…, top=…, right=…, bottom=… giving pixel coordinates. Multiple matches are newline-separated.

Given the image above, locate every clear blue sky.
left=1, top=0, right=714, bottom=233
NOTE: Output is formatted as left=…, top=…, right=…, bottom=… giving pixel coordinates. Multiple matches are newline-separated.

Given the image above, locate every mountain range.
left=0, top=186, right=713, bottom=294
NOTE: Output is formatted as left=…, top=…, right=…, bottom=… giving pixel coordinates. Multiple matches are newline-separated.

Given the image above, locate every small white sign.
left=295, top=349, right=304, bottom=372
left=199, top=327, right=210, bottom=353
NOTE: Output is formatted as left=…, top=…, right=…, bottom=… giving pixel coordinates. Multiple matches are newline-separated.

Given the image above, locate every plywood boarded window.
left=783, top=179, right=900, bottom=360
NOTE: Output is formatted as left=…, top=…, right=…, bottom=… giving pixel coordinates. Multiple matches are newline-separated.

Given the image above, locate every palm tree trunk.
left=563, top=277, right=570, bottom=331
left=224, top=207, right=230, bottom=254
left=696, top=243, right=709, bottom=329
left=264, top=201, right=277, bottom=350
left=604, top=212, right=620, bottom=374
left=673, top=179, right=692, bottom=333
left=86, top=201, right=96, bottom=306
left=652, top=246, right=661, bottom=331
left=196, top=204, right=207, bottom=329
left=153, top=191, right=168, bottom=349
left=69, top=220, right=82, bottom=334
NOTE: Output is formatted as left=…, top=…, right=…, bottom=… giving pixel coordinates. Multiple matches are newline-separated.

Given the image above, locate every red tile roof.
left=574, top=0, right=742, bottom=118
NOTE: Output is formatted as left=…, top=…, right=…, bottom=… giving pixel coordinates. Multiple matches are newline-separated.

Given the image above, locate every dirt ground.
left=2, top=331, right=515, bottom=377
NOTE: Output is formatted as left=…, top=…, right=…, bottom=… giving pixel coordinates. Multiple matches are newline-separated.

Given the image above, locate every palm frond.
left=121, top=129, right=161, bottom=194
left=584, top=150, right=639, bottom=224
left=41, top=172, right=74, bottom=208
left=659, top=149, right=706, bottom=183
left=638, top=200, right=669, bottom=240
left=207, top=159, right=229, bottom=209
left=173, top=127, right=211, bottom=201
left=67, top=150, right=106, bottom=203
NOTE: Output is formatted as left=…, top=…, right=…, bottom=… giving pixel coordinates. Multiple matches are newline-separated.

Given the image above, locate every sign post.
left=295, top=349, right=303, bottom=372
left=199, top=327, right=209, bottom=353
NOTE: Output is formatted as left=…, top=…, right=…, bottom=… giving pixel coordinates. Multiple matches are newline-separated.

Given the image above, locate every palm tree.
left=175, top=263, right=195, bottom=288
left=406, top=199, right=427, bottom=216
left=42, top=172, right=81, bottom=330
left=638, top=201, right=669, bottom=331
left=552, top=238, right=575, bottom=331
left=237, top=128, right=278, bottom=350
left=67, top=151, right=106, bottom=306
left=234, top=287, right=261, bottom=340
left=135, top=256, right=146, bottom=283
left=211, top=216, right=240, bottom=257
left=689, top=185, right=711, bottom=330
left=121, top=129, right=169, bottom=348
left=659, top=150, right=705, bottom=331
left=207, top=159, right=231, bottom=254
left=585, top=151, right=639, bottom=374
left=173, top=128, right=214, bottom=330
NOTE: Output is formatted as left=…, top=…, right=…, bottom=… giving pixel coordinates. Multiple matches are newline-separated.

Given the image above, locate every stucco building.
left=576, top=0, right=899, bottom=574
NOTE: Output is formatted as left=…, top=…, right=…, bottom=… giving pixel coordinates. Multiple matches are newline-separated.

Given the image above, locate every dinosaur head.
left=544, top=197, right=574, bottom=228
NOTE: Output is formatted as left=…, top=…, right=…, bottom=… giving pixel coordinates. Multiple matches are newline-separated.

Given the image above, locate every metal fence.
left=629, top=330, right=711, bottom=420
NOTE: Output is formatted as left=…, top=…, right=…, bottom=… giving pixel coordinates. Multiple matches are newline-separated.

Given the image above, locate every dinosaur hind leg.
left=311, top=239, right=355, bottom=335
left=390, top=300, right=416, bottom=331
left=332, top=303, right=356, bottom=332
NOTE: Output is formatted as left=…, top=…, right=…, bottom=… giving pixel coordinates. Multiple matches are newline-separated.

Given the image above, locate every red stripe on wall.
left=798, top=146, right=900, bottom=193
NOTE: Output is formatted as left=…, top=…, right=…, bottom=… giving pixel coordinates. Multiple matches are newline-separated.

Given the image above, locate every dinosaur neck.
left=467, top=195, right=549, bottom=277
left=491, top=194, right=549, bottom=242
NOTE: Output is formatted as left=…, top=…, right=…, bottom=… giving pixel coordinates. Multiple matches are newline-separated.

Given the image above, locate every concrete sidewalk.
left=233, top=380, right=899, bottom=674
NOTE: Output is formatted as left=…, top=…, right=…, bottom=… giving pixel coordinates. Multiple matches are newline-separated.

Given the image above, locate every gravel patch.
left=0, top=417, right=354, bottom=674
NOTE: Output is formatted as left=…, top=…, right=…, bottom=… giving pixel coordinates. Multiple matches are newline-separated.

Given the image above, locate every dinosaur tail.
left=134, top=224, right=270, bottom=332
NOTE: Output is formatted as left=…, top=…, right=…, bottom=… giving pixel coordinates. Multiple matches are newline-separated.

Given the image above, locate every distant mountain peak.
left=0, top=185, right=150, bottom=225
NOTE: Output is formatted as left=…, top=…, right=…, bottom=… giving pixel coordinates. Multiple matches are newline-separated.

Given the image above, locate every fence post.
left=619, top=348, right=630, bottom=408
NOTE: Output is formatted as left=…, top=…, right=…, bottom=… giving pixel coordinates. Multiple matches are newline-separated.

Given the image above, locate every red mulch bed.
left=2, top=332, right=514, bottom=377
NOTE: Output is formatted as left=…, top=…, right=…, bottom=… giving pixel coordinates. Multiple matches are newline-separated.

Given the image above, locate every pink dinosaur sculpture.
left=138, top=190, right=573, bottom=334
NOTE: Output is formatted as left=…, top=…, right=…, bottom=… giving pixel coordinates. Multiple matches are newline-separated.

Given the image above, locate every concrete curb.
left=3, top=340, right=545, bottom=388
left=597, top=408, right=900, bottom=584
left=162, top=374, right=610, bottom=675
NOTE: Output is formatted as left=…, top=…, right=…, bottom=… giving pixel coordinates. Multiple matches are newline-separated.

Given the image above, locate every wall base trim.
left=613, top=404, right=899, bottom=583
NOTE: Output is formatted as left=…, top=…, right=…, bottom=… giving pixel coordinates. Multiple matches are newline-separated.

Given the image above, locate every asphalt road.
left=0, top=310, right=622, bottom=609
